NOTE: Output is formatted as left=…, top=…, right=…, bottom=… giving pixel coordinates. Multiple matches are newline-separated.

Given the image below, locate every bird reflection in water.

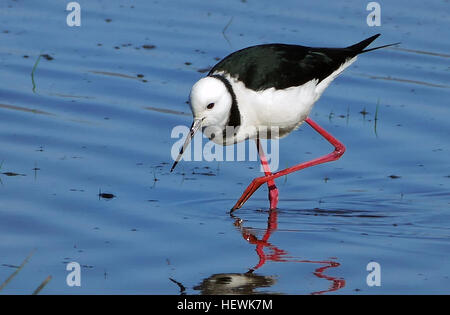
left=193, top=272, right=276, bottom=295
left=174, top=209, right=345, bottom=295
left=231, top=209, right=345, bottom=295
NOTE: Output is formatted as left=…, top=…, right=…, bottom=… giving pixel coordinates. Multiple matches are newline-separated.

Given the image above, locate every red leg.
left=231, top=118, right=345, bottom=212
left=256, top=138, right=279, bottom=210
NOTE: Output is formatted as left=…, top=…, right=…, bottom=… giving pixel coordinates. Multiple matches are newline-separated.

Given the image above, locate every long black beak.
left=170, top=118, right=203, bottom=172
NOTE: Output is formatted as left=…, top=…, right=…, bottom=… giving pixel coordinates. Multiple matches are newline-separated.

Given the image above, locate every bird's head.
left=190, top=76, right=232, bottom=127
left=170, top=76, right=233, bottom=172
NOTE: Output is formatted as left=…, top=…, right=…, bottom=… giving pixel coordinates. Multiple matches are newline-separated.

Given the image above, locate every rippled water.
left=0, top=0, right=449, bottom=294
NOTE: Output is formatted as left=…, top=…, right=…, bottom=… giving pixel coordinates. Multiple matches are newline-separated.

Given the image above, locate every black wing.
left=208, top=34, right=382, bottom=91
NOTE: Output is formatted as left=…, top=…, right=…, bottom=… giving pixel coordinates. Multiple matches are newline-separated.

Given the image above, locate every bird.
left=170, top=33, right=398, bottom=211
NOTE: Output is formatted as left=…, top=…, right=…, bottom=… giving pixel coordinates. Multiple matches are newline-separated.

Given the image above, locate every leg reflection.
left=232, top=209, right=345, bottom=295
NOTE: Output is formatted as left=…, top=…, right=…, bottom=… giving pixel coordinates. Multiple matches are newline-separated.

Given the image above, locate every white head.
left=170, top=76, right=233, bottom=172
left=189, top=76, right=233, bottom=128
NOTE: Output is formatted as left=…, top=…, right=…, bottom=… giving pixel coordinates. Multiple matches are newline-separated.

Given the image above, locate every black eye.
left=207, top=103, right=215, bottom=109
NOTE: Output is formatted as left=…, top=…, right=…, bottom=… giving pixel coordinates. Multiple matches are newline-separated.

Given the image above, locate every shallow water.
left=0, top=0, right=449, bottom=294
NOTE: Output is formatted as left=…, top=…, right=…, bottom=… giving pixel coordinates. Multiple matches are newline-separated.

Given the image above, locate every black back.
left=208, top=34, right=381, bottom=91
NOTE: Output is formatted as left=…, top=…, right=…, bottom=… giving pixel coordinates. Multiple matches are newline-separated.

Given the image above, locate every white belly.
left=227, top=77, right=318, bottom=142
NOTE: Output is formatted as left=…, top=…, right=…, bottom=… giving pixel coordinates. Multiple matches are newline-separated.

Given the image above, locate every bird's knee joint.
left=334, top=144, right=346, bottom=158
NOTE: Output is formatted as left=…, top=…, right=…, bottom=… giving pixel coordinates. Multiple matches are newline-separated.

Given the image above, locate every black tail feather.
left=347, top=33, right=400, bottom=54
left=347, top=34, right=381, bottom=52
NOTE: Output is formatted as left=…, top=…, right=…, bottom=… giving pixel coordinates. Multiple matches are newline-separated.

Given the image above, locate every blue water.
left=0, top=0, right=449, bottom=294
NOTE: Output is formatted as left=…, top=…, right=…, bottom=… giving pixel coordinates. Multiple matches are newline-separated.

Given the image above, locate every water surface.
left=0, top=0, right=449, bottom=294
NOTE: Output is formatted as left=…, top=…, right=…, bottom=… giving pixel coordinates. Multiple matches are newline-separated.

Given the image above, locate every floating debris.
left=197, top=67, right=211, bottom=73
left=40, top=54, right=53, bottom=61
left=70, top=188, right=85, bottom=192
left=98, top=192, right=116, bottom=199
left=360, top=108, right=369, bottom=116
left=2, top=172, right=26, bottom=176
left=192, top=171, right=216, bottom=176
